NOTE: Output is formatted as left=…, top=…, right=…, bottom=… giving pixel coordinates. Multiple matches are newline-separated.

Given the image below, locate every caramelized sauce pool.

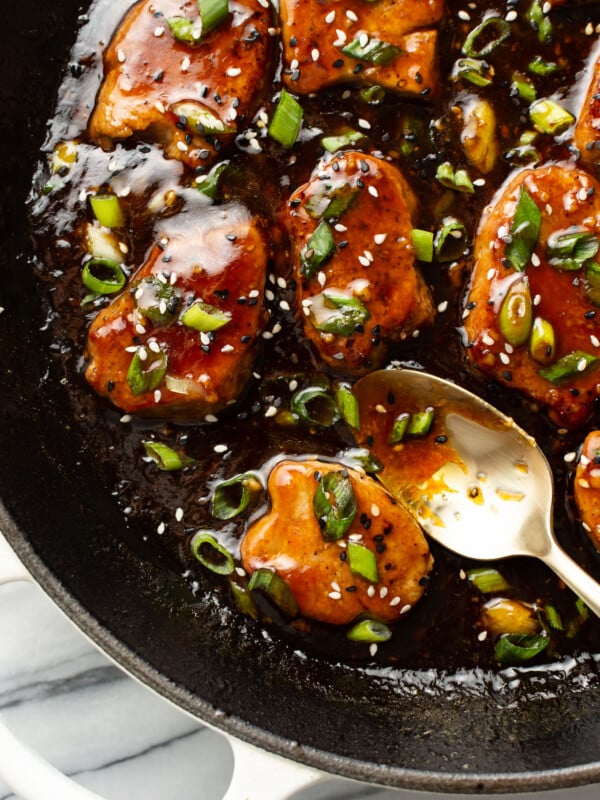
left=30, top=0, right=600, bottom=672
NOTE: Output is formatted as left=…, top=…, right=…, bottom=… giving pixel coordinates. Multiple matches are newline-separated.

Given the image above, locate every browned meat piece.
left=574, top=43, right=600, bottom=163
left=574, top=430, right=600, bottom=550
left=463, top=163, right=600, bottom=429
left=85, top=203, right=268, bottom=417
left=89, top=0, right=273, bottom=169
left=285, top=151, right=435, bottom=373
left=240, top=459, right=433, bottom=626
left=279, top=0, right=444, bottom=97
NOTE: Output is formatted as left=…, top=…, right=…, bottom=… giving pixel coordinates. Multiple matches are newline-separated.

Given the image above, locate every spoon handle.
left=542, top=538, right=600, bottom=619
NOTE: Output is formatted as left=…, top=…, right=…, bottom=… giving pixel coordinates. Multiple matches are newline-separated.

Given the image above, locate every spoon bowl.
left=353, top=367, right=600, bottom=618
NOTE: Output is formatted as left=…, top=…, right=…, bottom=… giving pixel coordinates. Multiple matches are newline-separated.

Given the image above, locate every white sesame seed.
left=120, top=414, right=132, bottom=424
left=345, top=9, right=358, bottom=21
left=334, top=223, right=347, bottom=232
left=389, top=596, right=401, bottom=607
left=227, top=67, right=242, bottom=77
left=290, top=58, right=299, bottom=70
left=117, top=48, right=126, bottom=63
left=358, top=255, right=370, bottom=267
left=154, top=100, right=165, bottom=114
left=400, top=603, right=412, bottom=614
left=379, top=585, right=388, bottom=599
left=533, top=293, right=541, bottom=306
left=531, top=252, right=541, bottom=267
left=482, top=333, right=495, bottom=346
left=437, top=300, right=448, bottom=313
left=328, top=591, right=342, bottom=600
left=367, top=585, right=376, bottom=598
left=368, top=185, right=379, bottom=198
left=586, top=21, right=594, bottom=36
left=473, top=178, right=486, bottom=187
left=478, top=630, right=488, bottom=641
left=221, top=344, right=235, bottom=353
left=564, top=451, right=577, bottom=463
left=177, top=141, right=189, bottom=152
left=499, top=352, right=510, bottom=365
left=359, top=32, right=369, bottom=47
left=578, top=357, right=589, bottom=371
left=262, top=330, right=273, bottom=340
left=505, top=9, right=517, bottom=21
left=335, top=28, right=347, bottom=43
left=369, top=643, right=378, bottom=657
left=138, top=347, right=148, bottom=361
left=154, top=389, right=162, bottom=403
left=591, top=335, right=600, bottom=348
left=157, top=522, right=166, bottom=534
left=154, top=26, right=165, bottom=37
left=486, top=267, right=496, bottom=280
left=375, top=404, right=387, bottom=414
left=325, top=9, right=335, bottom=22
left=374, top=233, right=387, bottom=245
left=311, top=48, right=320, bottom=62
left=175, top=507, right=184, bottom=522
left=331, top=581, right=341, bottom=592
left=214, top=444, right=228, bottom=453
left=458, top=10, right=470, bottom=21
left=358, top=118, right=371, bottom=130
left=264, top=405, right=278, bottom=418
left=181, top=56, right=191, bottom=71
left=235, top=566, right=246, bottom=577
left=205, top=414, right=218, bottom=423
left=371, top=503, right=380, bottom=517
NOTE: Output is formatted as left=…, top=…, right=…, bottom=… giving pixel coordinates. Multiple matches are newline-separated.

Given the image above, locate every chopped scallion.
left=452, top=57, right=494, bottom=87
left=335, top=382, right=360, bottom=428
left=435, top=161, right=474, bottom=194
left=300, top=220, right=335, bottom=278
left=313, top=470, right=357, bottom=541
left=182, top=301, right=231, bottom=332
left=134, top=276, right=180, bottom=324
left=498, top=279, right=533, bottom=347
left=347, top=541, right=379, bottom=583
left=143, top=441, right=192, bottom=471
left=211, top=472, right=262, bottom=520
left=167, top=16, right=201, bottom=43
left=495, top=632, right=549, bottom=665
left=538, top=350, right=598, bottom=384
left=313, top=290, right=370, bottom=337
left=340, top=447, right=383, bottom=474
left=462, top=17, right=510, bottom=58
left=341, top=36, right=401, bottom=66
left=411, top=229, right=434, bottom=262
left=81, top=258, right=126, bottom=295
left=127, top=348, right=168, bottom=396
left=529, top=98, right=574, bottom=136
left=546, top=229, right=599, bottom=271
left=198, top=0, right=229, bottom=35
left=291, top=386, right=341, bottom=427
left=229, top=581, right=258, bottom=619
left=90, top=194, right=125, bottom=228
left=467, top=567, right=510, bottom=594
left=191, top=531, right=235, bottom=575
left=434, top=217, right=468, bottom=262
left=527, top=0, right=553, bottom=44
left=505, top=185, right=541, bottom=271
left=321, top=130, right=365, bottom=153
left=247, top=568, right=299, bottom=617
left=347, top=619, right=392, bottom=643
left=171, top=101, right=235, bottom=134
left=195, top=162, right=229, bottom=199
left=268, top=89, right=303, bottom=149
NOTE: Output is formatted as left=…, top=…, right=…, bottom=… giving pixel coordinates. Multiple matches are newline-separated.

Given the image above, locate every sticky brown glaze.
left=85, top=202, right=268, bottom=417
left=279, top=0, right=443, bottom=97
left=285, top=151, right=435, bottom=373
left=574, top=430, right=600, bottom=550
left=463, top=163, right=600, bottom=429
left=574, top=42, right=600, bottom=164
left=240, top=459, right=433, bottom=626
left=89, top=0, right=274, bottom=169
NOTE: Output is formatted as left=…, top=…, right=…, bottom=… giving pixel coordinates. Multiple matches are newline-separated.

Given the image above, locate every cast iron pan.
left=2, top=0, right=600, bottom=793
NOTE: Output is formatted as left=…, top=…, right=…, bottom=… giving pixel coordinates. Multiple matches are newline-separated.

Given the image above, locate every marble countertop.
left=1, top=579, right=599, bottom=800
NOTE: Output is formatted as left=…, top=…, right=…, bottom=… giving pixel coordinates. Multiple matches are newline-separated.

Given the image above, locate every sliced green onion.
left=347, top=619, right=392, bottom=643
left=304, top=183, right=358, bottom=220
left=313, top=470, right=357, bottom=541
left=538, top=350, right=598, bottom=384
left=359, top=85, right=385, bottom=104
left=347, top=541, right=379, bottom=583
left=575, top=597, right=591, bottom=621
left=340, top=447, right=383, bottom=474
left=198, top=0, right=229, bottom=35
left=341, top=36, right=401, bottom=66
left=495, top=632, right=549, bottom=665
left=143, top=441, right=192, bottom=471
left=463, top=17, right=510, bottom=58
left=300, top=220, right=335, bottom=279
left=511, top=72, right=536, bottom=103
left=171, top=101, right=234, bottom=134
left=435, top=162, right=474, bottom=194
left=90, top=194, right=125, bottom=228
left=585, top=261, right=600, bottom=306
left=546, top=229, right=599, bottom=271
left=191, top=531, right=235, bottom=575
left=529, top=98, right=574, bottom=136
left=335, top=382, right=360, bottom=428
left=498, top=279, right=533, bottom=347
left=229, top=581, right=258, bottom=619
left=544, top=604, right=564, bottom=632
left=467, top=567, right=510, bottom=594
left=528, top=56, right=558, bottom=77
left=268, top=89, right=303, bottom=149
left=247, top=568, right=298, bottom=617
left=134, top=276, right=180, bottom=324
left=434, top=217, right=468, bottom=262
left=527, top=0, right=553, bottom=44
left=312, top=290, right=370, bottom=337
left=389, top=412, right=410, bottom=445
left=291, top=386, right=341, bottom=427
left=182, top=301, right=231, bottom=332
left=407, top=407, right=435, bottom=436
left=167, top=16, right=201, bottom=43
left=411, top=229, right=434, bottom=262
left=195, top=162, right=228, bottom=199
left=211, top=472, right=262, bottom=520
left=505, top=186, right=541, bottom=272
left=81, top=258, right=126, bottom=295
left=321, top=130, right=365, bottom=153
left=452, top=57, right=493, bottom=87
left=529, top=317, right=555, bottom=364
left=503, top=144, right=540, bottom=167
left=127, top=348, right=168, bottom=396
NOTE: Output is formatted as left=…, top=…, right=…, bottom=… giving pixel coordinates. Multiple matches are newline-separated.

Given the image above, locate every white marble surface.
left=1, top=580, right=600, bottom=800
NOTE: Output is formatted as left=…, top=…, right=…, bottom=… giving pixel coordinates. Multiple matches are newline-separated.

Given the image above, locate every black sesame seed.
left=240, top=335, right=251, bottom=343
left=435, top=435, right=448, bottom=444
left=333, top=59, right=344, bottom=68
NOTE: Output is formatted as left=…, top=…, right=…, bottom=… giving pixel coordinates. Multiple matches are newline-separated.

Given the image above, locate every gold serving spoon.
left=353, top=367, right=600, bottom=618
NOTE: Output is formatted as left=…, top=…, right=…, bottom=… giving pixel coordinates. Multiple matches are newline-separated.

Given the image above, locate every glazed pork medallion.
left=463, top=163, right=600, bottom=430
left=90, top=0, right=274, bottom=169
left=286, top=151, right=435, bottom=372
left=85, top=202, right=268, bottom=417
left=575, top=431, right=600, bottom=550
left=574, top=41, right=600, bottom=162
left=279, top=0, right=444, bottom=97
left=240, top=459, right=434, bottom=626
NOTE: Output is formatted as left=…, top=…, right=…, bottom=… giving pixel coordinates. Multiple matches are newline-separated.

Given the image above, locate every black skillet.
left=2, top=0, right=600, bottom=793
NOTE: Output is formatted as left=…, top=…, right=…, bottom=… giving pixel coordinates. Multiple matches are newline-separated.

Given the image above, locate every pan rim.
left=2, top=502, right=600, bottom=795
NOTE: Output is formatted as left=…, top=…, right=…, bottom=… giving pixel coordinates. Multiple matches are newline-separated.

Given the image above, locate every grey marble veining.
left=1, top=581, right=599, bottom=800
